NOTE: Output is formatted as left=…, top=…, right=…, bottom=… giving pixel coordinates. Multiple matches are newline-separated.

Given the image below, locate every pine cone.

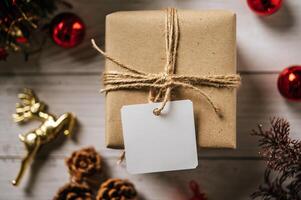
left=66, top=147, right=102, bottom=183
left=53, top=183, right=93, bottom=200
left=96, top=178, right=137, bottom=200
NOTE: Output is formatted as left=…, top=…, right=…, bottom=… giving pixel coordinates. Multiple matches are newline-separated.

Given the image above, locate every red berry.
left=189, top=181, right=207, bottom=200
left=16, top=37, right=28, bottom=44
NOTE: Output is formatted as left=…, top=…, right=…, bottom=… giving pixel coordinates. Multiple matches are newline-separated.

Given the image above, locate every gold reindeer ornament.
left=12, top=88, right=76, bottom=186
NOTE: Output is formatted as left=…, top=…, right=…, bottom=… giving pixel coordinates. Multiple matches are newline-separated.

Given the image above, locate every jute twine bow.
left=92, top=8, right=241, bottom=117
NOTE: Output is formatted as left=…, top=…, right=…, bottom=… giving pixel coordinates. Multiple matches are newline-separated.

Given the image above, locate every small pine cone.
left=66, top=147, right=102, bottom=183
left=96, top=178, right=137, bottom=200
left=53, top=183, right=93, bottom=200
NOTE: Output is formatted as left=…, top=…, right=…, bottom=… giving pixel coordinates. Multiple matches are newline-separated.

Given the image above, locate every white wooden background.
left=1, top=0, right=301, bottom=199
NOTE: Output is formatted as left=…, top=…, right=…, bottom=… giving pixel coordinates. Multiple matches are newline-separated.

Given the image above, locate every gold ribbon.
left=92, top=8, right=241, bottom=116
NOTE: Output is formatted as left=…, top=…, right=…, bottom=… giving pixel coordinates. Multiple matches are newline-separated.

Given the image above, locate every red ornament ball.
left=50, top=13, right=85, bottom=48
left=278, top=66, right=301, bottom=101
left=0, top=48, right=8, bottom=61
left=247, top=0, right=283, bottom=16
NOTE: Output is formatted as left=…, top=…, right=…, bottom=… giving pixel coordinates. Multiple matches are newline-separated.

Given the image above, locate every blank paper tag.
left=121, top=100, right=198, bottom=174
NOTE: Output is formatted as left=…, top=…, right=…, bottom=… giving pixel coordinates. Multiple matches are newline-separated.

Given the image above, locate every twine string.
left=91, top=8, right=241, bottom=117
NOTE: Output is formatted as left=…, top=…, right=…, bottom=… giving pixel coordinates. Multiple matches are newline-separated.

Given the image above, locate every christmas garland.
left=0, top=0, right=62, bottom=59
left=0, top=0, right=85, bottom=61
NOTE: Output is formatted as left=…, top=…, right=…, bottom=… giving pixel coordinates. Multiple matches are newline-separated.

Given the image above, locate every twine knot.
left=161, top=73, right=169, bottom=82
left=92, top=8, right=241, bottom=117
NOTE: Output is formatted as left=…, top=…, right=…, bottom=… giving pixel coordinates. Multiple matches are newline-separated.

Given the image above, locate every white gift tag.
left=121, top=100, right=198, bottom=174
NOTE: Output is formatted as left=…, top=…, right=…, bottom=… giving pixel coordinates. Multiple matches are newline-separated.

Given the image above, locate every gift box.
left=101, top=9, right=238, bottom=149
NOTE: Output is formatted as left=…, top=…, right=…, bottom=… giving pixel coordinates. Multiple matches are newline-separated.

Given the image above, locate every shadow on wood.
left=258, top=2, right=295, bottom=32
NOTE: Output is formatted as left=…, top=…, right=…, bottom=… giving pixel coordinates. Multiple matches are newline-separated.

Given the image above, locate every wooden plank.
left=0, top=158, right=266, bottom=200
left=0, top=0, right=301, bottom=73
left=1, top=73, right=301, bottom=158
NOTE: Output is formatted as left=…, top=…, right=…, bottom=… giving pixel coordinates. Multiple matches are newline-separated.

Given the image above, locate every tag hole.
left=153, top=108, right=160, bottom=116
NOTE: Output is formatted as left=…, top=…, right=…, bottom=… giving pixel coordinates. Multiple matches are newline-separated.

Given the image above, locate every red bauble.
left=0, top=48, right=8, bottom=61
left=247, top=0, right=283, bottom=16
left=278, top=66, right=301, bottom=101
left=50, top=13, right=85, bottom=48
left=189, top=181, right=207, bottom=200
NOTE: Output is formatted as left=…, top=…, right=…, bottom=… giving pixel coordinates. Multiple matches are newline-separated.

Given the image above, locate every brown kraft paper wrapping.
left=104, top=9, right=237, bottom=149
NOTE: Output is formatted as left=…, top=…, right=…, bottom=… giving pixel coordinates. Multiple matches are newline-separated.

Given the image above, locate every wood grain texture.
left=0, top=158, right=266, bottom=200
left=1, top=73, right=291, bottom=200
left=0, top=0, right=300, bottom=73
left=1, top=0, right=301, bottom=199
left=1, top=74, right=301, bottom=158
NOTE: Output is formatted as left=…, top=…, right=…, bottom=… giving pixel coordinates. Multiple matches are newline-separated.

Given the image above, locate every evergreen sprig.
left=251, top=117, right=301, bottom=200
left=0, top=0, right=66, bottom=58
